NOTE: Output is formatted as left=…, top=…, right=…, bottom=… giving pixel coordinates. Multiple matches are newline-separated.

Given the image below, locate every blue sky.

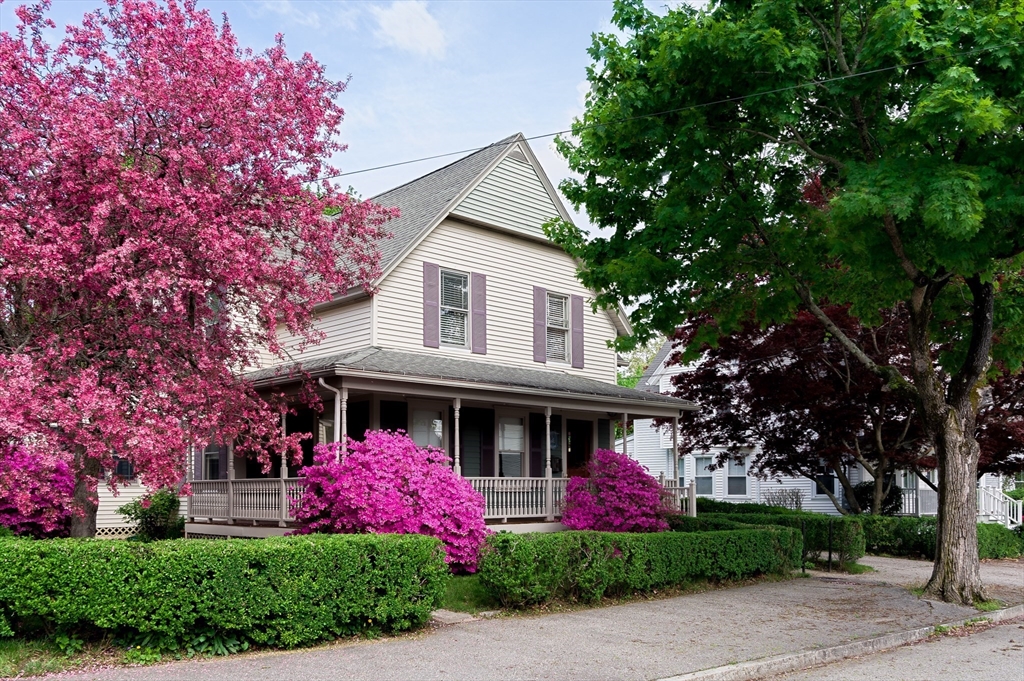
left=0, top=0, right=694, bottom=232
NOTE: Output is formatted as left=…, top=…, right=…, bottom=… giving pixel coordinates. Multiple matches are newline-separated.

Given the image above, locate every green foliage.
left=695, top=497, right=797, bottom=515
left=116, top=489, right=184, bottom=542
left=1006, top=487, right=1024, bottom=501
left=0, top=534, right=448, bottom=650
left=441, top=574, right=498, bottom=614
left=704, top=512, right=866, bottom=567
left=851, top=481, right=903, bottom=516
left=0, top=527, right=12, bottom=539
left=859, top=515, right=1023, bottom=559
left=478, top=528, right=801, bottom=607
left=666, top=515, right=752, bottom=532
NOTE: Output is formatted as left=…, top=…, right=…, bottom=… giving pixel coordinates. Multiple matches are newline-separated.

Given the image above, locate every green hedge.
left=859, top=515, right=1022, bottom=559
left=1006, top=487, right=1024, bottom=502
left=0, top=534, right=448, bottom=648
left=695, top=497, right=797, bottom=515
left=478, top=528, right=802, bottom=607
left=666, top=515, right=754, bottom=532
left=706, top=513, right=865, bottom=567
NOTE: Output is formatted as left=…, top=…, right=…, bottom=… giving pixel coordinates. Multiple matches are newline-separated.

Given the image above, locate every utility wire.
left=323, top=38, right=1024, bottom=180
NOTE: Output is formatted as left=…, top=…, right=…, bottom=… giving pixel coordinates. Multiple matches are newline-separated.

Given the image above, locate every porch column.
left=340, top=384, right=348, bottom=456
left=672, top=416, right=680, bottom=511
left=453, top=397, right=461, bottom=476
left=545, top=406, right=553, bottom=521
left=279, top=409, right=287, bottom=528
left=621, top=412, right=629, bottom=455
left=227, top=441, right=235, bottom=525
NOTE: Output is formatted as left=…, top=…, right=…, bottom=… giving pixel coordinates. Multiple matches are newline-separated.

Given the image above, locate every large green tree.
left=550, top=0, right=1024, bottom=604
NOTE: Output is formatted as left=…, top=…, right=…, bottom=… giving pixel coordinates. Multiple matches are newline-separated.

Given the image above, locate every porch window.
left=412, top=409, right=443, bottom=448
left=203, top=443, right=221, bottom=481
left=546, top=293, right=569, bottom=363
left=694, top=455, right=713, bottom=495
left=499, top=416, right=525, bottom=477
left=727, top=458, right=747, bottom=496
left=440, top=270, right=469, bottom=347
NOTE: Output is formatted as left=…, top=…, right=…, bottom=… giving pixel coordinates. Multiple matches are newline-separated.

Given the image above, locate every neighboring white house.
left=178, top=134, right=697, bottom=538
left=630, top=339, right=1022, bottom=527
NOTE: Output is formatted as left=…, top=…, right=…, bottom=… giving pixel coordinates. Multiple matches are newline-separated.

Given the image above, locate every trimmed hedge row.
left=478, top=528, right=802, bottom=607
left=860, top=515, right=1024, bottom=559
left=0, top=534, right=448, bottom=648
left=702, top=513, right=866, bottom=567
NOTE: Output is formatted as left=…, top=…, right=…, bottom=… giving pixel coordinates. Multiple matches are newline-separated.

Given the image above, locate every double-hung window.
left=694, top=455, right=713, bottom=495
left=440, top=270, right=469, bottom=347
left=546, top=293, right=570, bottom=363
left=727, top=458, right=747, bottom=496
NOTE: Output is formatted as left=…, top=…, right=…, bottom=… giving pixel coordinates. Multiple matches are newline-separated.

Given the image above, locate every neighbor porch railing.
left=897, top=485, right=1021, bottom=528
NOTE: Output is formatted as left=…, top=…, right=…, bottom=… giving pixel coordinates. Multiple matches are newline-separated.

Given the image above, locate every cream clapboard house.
left=631, top=339, right=1022, bottom=526
left=179, top=134, right=696, bottom=537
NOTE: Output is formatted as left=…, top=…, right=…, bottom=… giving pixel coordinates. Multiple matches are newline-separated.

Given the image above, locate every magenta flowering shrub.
left=561, top=449, right=671, bottom=532
left=0, top=444, right=75, bottom=537
left=292, top=430, right=490, bottom=572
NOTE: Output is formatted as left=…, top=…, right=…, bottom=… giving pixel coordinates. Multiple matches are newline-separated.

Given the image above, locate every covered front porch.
left=186, top=347, right=694, bottom=535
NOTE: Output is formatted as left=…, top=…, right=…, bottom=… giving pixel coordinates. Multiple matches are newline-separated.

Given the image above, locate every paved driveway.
left=68, top=572, right=982, bottom=681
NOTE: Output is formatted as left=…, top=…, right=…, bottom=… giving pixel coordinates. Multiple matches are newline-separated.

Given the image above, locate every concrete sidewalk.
left=64, top=556, right=1024, bottom=681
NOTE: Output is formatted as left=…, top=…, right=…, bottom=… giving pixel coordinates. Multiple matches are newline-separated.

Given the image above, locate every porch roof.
left=246, top=347, right=697, bottom=415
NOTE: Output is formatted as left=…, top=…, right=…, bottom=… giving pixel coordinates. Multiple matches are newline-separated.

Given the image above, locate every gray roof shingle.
left=369, top=134, right=519, bottom=274
left=247, top=347, right=695, bottom=411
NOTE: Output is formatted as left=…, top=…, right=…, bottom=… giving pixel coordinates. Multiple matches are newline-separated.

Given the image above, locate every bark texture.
left=69, top=456, right=101, bottom=538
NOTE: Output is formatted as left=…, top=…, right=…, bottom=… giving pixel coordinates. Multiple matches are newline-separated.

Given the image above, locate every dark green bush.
left=1006, top=487, right=1024, bottom=502
left=117, top=488, right=184, bottom=541
left=851, top=481, right=903, bottom=516
left=666, top=515, right=753, bottom=532
left=860, top=515, right=1023, bottom=559
left=0, top=527, right=12, bottom=539
left=706, top=513, right=866, bottom=567
left=478, top=528, right=802, bottom=607
left=694, top=498, right=796, bottom=515
left=0, top=534, right=448, bottom=648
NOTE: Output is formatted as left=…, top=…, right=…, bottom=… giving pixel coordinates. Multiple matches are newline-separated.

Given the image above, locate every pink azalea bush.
left=0, top=444, right=75, bottom=538
left=292, top=430, right=490, bottom=572
left=561, top=449, right=671, bottom=533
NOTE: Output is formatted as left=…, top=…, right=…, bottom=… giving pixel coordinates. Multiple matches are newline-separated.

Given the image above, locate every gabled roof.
left=637, top=338, right=675, bottom=393
left=369, top=134, right=522, bottom=277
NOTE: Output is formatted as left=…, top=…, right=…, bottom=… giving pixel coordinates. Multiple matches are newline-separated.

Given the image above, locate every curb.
left=657, top=603, right=1024, bottom=681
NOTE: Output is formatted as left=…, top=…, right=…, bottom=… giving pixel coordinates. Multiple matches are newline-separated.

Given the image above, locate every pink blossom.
left=292, top=430, right=490, bottom=573
left=0, top=443, right=75, bottom=537
left=561, top=449, right=672, bottom=533
left=0, top=0, right=395, bottom=531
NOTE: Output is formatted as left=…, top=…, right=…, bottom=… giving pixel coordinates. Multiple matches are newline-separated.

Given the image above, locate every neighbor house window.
left=440, top=270, right=469, bottom=346
left=546, top=293, right=569, bottom=362
left=112, top=457, right=135, bottom=479
left=694, top=455, right=713, bottom=496
left=499, top=416, right=525, bottom=477
left=727, top=458, right=747, bottom=496
left=814, top=465, right=837, bottom=496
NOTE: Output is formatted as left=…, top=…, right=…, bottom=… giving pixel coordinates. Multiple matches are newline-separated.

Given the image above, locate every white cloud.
left=248, top=1, right=359, bottom=31
left=370, top=1, right=447, bottom=59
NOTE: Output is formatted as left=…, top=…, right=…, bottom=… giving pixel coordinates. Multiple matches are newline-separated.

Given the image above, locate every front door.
left=566, top=419, right=593, bottom=478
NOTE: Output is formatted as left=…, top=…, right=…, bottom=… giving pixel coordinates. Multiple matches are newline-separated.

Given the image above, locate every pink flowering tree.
left=0, top=1, right=395, bottom=536
left=0, top=444, right=75, bottom=538
left=561, top=449, right=672, bottom=533
left=292, top=431, right=490, bottom=573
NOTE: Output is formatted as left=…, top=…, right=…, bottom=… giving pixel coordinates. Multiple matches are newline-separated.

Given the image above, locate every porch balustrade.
left=189, top=476, right=697, bottom=525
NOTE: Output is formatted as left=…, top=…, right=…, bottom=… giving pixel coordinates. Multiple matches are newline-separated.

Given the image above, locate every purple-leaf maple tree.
left=670, top=308, right=1023, bottom=514
left=0, top=0, right=395, bottom=536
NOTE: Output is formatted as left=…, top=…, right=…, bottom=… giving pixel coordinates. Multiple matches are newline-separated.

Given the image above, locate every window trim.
left=439, top=268, right=470, bottom=348
left=726, top=457, right=748, bottom=497
left=545, top=291, right=571, bottom=364
left=694, top=455, right=714, bottom=497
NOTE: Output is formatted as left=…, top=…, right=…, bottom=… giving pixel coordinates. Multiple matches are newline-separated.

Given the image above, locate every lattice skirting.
left=185, top=533, right=230, bottom=540
left=94, top=526, right=136, bottom=539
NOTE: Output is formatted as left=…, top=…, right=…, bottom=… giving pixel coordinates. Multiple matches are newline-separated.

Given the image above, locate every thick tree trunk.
left=69, top=456, right=101, bottom=538
left=924, top=412, right=985, bottom=604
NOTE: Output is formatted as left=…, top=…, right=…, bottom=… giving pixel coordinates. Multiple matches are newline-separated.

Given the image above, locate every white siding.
left=630, top=422, right=673, bottom=478
left=451, top=153, right=560, bottom=240
left=257, top=298, right=372, bottom=368
left=97, top=483, right=150, bottom=531
left=375, top=219, right=619, bottom=383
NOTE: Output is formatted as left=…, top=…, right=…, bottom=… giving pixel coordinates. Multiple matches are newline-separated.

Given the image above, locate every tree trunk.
left=924, top=412, right=985, bottom=604
left=70, top=456, right=101, bottom=538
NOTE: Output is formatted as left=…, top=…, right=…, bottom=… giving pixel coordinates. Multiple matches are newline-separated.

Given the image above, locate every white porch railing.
left=978, top=485, right=1023, bottom=528
left=898, top=486, right=1021, bottom=528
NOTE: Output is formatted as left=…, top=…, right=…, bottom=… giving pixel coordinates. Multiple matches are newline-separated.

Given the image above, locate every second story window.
left=546, top=293, right=569, bottom=362
left=440, top=270, right=469, bottom=347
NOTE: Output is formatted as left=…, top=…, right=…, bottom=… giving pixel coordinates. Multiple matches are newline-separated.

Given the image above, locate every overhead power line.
left=323, top=38, right=1024, bottom=180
